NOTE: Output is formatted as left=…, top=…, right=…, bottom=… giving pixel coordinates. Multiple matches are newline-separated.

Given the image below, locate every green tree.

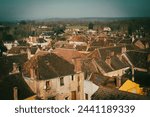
left=88, top=22, right=94, bottom=29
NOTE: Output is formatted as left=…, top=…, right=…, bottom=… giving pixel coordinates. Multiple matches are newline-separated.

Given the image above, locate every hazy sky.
left=0, top=0, right=150, bottom=21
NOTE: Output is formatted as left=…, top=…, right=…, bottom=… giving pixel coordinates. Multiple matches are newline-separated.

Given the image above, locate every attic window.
left=60, top=77, right=64, bottom=86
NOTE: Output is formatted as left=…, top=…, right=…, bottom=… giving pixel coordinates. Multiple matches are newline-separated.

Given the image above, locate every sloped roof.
left=0, top=73, right=35, bottom=100
left=23, top=51, right=74, bottom=80
left=8, top=46, right=38, bottom=55
left=69, top=35, right=87, bottom=42
left=98, top=44, right=136, bottom=60
left=8, top=46, right=28, bottom=54
left=53, top=48, right=83, bottom=64
left=94, top=58, right=113, bottom=72
left=125, top=50, right=148, bottom=69
left=82, top=58, right=98, bottom=76
left=0, top=54, right=28, bottom=76
left=111, top=56, right=128, bottom=70
left=91, top=85, right=150, bottom=100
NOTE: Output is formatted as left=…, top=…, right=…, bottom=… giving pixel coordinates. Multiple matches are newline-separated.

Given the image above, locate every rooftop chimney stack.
left=105, top=56, right=111, bottom=66
left=116, top=76, right=122, bottom=88
left=121, top=46, right=126, bottom=54
left=131, top=66, right=134, bottom=81
left=13, top=87, right=18, bottom=100
left=12, top=63, right=19, bottom=74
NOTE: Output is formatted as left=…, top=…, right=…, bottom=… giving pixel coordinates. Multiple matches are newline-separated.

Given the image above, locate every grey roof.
left=0, top=73, right=35, bottom=100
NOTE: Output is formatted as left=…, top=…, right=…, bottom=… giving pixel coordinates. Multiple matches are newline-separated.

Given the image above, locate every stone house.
left=23, top=51, right=84, bottom=100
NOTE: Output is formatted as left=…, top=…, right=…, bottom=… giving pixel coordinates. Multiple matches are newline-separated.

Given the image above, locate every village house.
left=23, top=51, right=84, bottom=100
left=85, top=45, right=132, bottom=77
left=0, top=56, right=36, bottom=100
left=7, top=46, right=40, bottom=60
left=0, top=73, right=36, bottom=100
left=68, top=35, right=87, bottom=46
left=27, top=36, right=50, bottom=47
left=52, top=48, right=96, bottom=100
left=122, top=50, right=149, bottom=73
left=122, top=50, right=150, bottom=96
left=0, top=74, right=36, bottom=100
left=52, top=48, right=85, bottom=72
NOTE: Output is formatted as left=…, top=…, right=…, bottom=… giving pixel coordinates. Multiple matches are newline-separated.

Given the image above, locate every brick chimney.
left=110, top=51, right=114, bottom=56
left=121, top=46, right=126, bottom=53
left=12, top=63, right=19, bottom=74
left=30, top=68, right=37, bottom=79
left=131, top=66, right=134, bottom=81
left=116, top=76, right=122, bottom=88
left=13, top=87, right=18, bottom=100
left=105, top=56, right=111, bottom=66
left=73, top=58, right=82, bottom=73
left=27, top=48, right=31, bottom=60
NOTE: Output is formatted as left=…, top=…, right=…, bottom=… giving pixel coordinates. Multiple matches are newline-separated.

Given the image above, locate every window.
left=78, top=86, right=80, bottom=92
left=60, top=77, right=64, bottom=86
left=85, top=93, right=88, bottom=100
left=65, top=97, right=69, bottom=100
left=71, top=75, right=74, bottom=81
left=44, top=81, right=50, bottom=91
left=46, top=81, right=50, bottom=90
left=48, top=96, right=55, bottom=100
left=78, top=76, right=80, bottom=82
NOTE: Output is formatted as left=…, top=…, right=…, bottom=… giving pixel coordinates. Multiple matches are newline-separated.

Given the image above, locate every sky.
left=0, top=0, right=150, bottom=21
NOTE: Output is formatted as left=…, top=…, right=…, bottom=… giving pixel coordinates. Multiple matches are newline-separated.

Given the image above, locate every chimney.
left=131, top=66, right=134, bottom=81
left=110, top=51, right=114, bottom=56
left=121, top=46, right=126, bottom=53
left=73, top=58, right=82, bottom=73
left=30, top=68, right=36, bottom=79
left=13, top=87, right=18, bottom=100
left=12, top=63, right=19, bottom=74
left=105, top=56, right=111, bottom=66
left=116, top=76, right=121, bottom=88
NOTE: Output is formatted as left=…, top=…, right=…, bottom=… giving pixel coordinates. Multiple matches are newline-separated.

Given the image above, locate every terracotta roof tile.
left=23, top=51, right=75, bottom=80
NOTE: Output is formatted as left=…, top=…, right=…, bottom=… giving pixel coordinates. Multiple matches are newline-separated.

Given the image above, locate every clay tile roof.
left=53, top=48, right=83, bottom=64
left=69, top=35, right=87, bottom=42
left=23, top=51, right=75, bottom=80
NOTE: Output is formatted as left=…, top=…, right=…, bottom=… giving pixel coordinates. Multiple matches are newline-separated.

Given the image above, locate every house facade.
left=23, top=51, right=84, bottom=100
